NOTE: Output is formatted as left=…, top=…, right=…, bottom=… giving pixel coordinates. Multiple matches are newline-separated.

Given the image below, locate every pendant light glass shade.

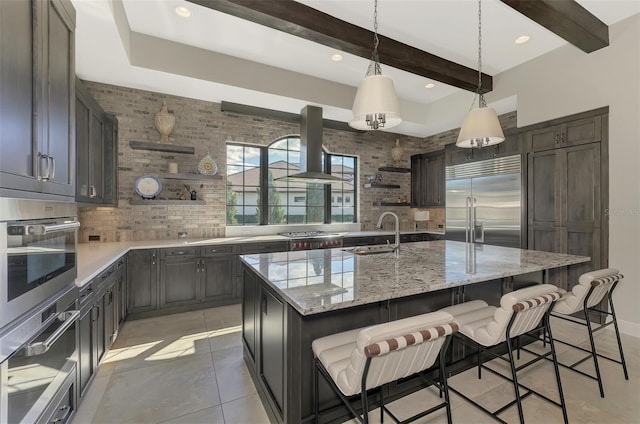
left=456, top=106, right=504, bottom=148
left=349, top=74, right=402, bottom=130
left=457, top=0, right=504, bottom=149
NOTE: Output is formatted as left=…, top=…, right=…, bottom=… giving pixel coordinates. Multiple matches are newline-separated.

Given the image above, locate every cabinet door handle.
left=38, top=152, right=50, bottom=180
left=201, top=261, right=205, bottom=272
left=90, top=185, right=96, bottom=198
left=196, top=260, right=200, bottom=272
left=555, top=133, right=560, bottom=145
left=49, top=156, right=56, bottom=179
left=560, top=133, right=565, bottom=143
left=152, top=253, right=156, bottom=265
left=172, top=250, right=188, bottom=255
left=262, top=295, right=267, bottom=315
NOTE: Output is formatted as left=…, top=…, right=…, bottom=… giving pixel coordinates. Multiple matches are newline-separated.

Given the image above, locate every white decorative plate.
left=197, top=153, right=218, bottom=175
left=134, top=175, right=162, bottom=198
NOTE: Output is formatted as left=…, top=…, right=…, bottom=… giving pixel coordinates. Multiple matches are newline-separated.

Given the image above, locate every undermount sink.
left=342, top=245, right=398, bottom=255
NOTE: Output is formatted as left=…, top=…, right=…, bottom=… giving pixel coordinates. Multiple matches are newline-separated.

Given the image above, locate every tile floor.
left=73, top=305, right=639, bottom=424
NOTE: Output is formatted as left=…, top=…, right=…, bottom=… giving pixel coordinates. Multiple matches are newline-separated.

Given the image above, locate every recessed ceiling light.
left=331, top=54, right=343, bottom=62
left=175, top=6, right=191, bottom=18
left=515, top=35, right=530, bottom=44
left=424, top=83, right=435, bottom=89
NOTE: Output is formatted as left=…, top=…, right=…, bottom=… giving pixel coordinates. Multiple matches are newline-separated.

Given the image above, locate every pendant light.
left=349, top=0, right=402, bottom=131
left=457, top=0, right=504, bottom=148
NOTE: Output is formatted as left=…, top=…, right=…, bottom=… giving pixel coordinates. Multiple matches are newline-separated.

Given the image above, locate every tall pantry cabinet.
left=0, top=0, right=75, bottom=198
left=526, top=108, right=608, bottom=290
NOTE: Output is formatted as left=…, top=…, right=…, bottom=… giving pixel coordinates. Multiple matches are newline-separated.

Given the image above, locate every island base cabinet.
left=260, top=287, right=285, bottom=415
left=242, top=268, right=258, bottom=360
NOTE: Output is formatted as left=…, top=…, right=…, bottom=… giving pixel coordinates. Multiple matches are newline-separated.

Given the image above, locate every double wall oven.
left=1, top=198, right=80, bottom=423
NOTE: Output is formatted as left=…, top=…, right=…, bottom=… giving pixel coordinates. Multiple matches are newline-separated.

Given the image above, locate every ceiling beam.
left=500, top=0, right=608, bottom=53
left=220, top=101, right=364, bottom=133
left=187, top=0, right=492, bottom=93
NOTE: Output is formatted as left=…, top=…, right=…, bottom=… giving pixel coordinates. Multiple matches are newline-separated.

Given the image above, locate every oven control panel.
left=290, top=239, right=343, bottom=250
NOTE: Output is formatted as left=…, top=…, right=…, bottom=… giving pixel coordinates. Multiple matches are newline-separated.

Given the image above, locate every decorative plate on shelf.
left=197, top=152, right=218, bottom=175
left=134, top=175, right=162, bottom=199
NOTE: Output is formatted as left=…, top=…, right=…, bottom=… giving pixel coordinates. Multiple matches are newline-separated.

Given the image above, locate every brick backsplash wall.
left=78, top=81, right=516, bottom=242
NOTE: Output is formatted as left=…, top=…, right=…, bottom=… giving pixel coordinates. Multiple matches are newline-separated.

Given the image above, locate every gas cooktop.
left=279, top=231, right=340, bottom=238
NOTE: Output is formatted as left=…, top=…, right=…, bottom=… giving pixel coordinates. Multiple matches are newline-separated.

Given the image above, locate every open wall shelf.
left=372, top=202, right=411, bottom=207
left=130, top=199, right=206, bottom=205
left=378, top=167, right=411, bottom=173
left=129, top=141, right=195, bottom=154
left=364, top=182, right=401, bottom=189
left=163, top=173, right=222, bottom=180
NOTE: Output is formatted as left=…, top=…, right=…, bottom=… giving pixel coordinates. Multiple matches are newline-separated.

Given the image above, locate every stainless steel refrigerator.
left=445, top=155, right=522, bottom=248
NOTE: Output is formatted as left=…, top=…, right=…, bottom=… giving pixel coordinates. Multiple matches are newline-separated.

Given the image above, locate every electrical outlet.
left=88, top=235, right=100, bottom=241
left=178, top=231, right=188, bottom=238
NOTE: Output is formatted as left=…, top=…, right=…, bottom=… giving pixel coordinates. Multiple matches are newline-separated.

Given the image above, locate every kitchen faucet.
left=376, top=211, right=400, bottom=252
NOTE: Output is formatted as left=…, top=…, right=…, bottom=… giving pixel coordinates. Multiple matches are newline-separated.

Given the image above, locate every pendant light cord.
left=477, top=0, right=487, bottom=108
left=367, top=0, right=382, bottom=76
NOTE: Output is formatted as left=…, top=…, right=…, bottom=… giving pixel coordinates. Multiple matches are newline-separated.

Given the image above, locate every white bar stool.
left=548, top=268, right=628, bottom=397
left=312, top=310, right=458, bottom=424
left=441, top=284, right=567, bottom=424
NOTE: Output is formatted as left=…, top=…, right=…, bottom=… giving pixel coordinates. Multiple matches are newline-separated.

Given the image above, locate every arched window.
left=226, top=136, right=356, bottom=225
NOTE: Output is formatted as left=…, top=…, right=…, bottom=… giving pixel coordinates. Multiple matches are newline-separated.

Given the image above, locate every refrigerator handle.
left=473, top=197, right=484, bottom=243
left=465, top=197, right=471, bottom=243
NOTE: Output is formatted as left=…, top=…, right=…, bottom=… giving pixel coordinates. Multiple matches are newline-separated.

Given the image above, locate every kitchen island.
left=239, top=240, right=590, bottom=424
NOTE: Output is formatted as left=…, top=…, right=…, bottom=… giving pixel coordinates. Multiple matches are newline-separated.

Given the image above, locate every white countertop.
left=75, top=231, right=444, bottom=287
left=239, top=240, right=591, bottom=316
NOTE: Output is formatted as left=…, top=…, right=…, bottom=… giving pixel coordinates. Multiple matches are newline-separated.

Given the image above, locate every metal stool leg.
left=545, top=311, right=569, bottom=424
left=584, top=307, right=606, bottom=397
left=609, top=293, right=629, bottom=380
left=505, top=335, right=526, bottom=424
left=440, top=348, right=453, bottom=424
left=314, top=359, right=319, bottom=423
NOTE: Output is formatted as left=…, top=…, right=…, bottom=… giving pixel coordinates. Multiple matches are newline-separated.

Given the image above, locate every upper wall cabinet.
left=445, top=129, right=523, bottom=166
left=0, top=0, right=75, bottom=199
left=411, top=150, right=445, bottom=207
left=526, top=114, right=602, bottom=152
left=76, top=78, right=118, bottom=205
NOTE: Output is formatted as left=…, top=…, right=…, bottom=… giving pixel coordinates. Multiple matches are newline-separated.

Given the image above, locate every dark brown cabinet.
left=260, top=286, right=286, bottom=414
left=160, top=248, right=200, bottom=308
left=127, top=249, right=159, bottom=314
left=445, top=129, right=523, bottom=166
left=202, top=252, right=236, bottom=302
left=75, top=78, right=118, bottom=205
left=411, top=150, right=445, bottom=207
left=526, top=114, right=603, bottom=152
left=528, top=139, right=604, bottom=289
left=0, top=0, right=75, bottom=198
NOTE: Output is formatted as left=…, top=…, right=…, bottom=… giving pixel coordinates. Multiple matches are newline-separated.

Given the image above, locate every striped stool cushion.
left=554, top=268, right=623, bottom=315
left=364, top=323, right=459, bottom=357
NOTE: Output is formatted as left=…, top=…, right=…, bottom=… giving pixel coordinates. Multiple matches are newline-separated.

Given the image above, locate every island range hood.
left=276, top=105, right=346, bottom=185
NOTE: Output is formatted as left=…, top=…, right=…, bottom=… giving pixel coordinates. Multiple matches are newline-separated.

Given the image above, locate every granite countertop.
left=239, top=240, right=591, bottom=316
left=75, top=230, right=443, bottom=287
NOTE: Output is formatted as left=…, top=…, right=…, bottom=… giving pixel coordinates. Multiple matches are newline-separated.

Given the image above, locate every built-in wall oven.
left=0, top=285, right=79, bottom=424
left=1, top=198, right=79, bottom=330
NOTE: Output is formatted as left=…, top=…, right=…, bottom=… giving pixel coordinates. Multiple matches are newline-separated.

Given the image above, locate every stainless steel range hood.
left=276, top=106, right=346, bottom=185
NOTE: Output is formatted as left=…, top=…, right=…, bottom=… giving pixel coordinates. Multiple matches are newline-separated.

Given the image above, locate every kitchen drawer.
left=96, top=264, right=116, bottom=287
left=201, top=244, right=236, bottom=257
left=78, top=281, right=95, bottom=309
left=237, top=241, right=288, bottom=254
left=160, top=247, right=199, bottom=258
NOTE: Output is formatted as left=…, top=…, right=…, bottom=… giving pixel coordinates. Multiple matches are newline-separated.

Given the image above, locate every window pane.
left=227, top=145, right=245, bottom=165
left=270, top=138, right=288, bottom=150
left=268, top=149, right=288, bottom=167
left=244, top=147, right=262, bottom=166
left=305, top=207, right=324, bottom=223
left=287, top=137, right=300, bottom=151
